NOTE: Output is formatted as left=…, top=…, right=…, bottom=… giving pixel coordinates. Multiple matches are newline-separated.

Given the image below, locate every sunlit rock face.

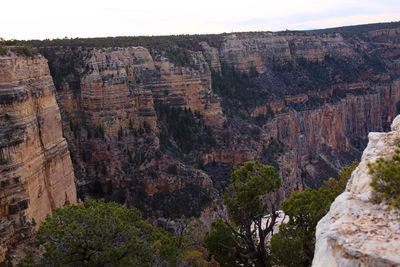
left=0, top=50, right=76, bottom=262
left=312, top=115, right=400, bottom=267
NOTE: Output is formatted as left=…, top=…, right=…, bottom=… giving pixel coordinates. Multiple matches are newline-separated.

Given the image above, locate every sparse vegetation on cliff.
left=369, top=141, right=400, bottom=208
left=23, top=34, right=224, bottom=50
left=0, top=41, right=38, bottom=57
left=0, top=45, right=7, bottom=56
left=69, top=121, right=105, bottom=139
left=20, top=34, right=224, bottom=68
left=262, top=138, right=284, bottom=168
left=163, top=46, right=194, bottom=68
left=212, top=64, right=257, bottom=102
left=156, top=104, right=215, bottom=154
left=0, top=41, right=37, bottom=57
left=0, top=39, right=7, bottom=56
left=15, top=46, right=38, bottom=57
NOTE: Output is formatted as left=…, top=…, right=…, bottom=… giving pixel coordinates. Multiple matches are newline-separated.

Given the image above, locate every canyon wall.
left=36, top=24, right=400, bottom=217
left=0, top=50, right=76, bottom=262
left=312, top=115, right=400, bottom=267
left=254, top=82, right=400, bottom=193
left=41, top=46, right=220, bottom=219
left=201, top=28, right=400, bottom=195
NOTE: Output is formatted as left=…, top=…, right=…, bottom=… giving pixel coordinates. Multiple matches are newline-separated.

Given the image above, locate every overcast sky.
left=2, top=0, right=399, bottom=40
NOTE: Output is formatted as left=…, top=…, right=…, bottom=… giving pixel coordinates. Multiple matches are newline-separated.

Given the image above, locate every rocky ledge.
left=312, top=115, right=400, bottom=267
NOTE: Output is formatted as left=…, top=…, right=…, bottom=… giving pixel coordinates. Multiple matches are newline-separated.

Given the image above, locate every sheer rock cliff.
left=0, top=50, right=76, bottom=262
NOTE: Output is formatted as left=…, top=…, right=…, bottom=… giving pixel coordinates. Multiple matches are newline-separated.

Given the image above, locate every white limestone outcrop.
left=312, top=115, right=400, bottom=267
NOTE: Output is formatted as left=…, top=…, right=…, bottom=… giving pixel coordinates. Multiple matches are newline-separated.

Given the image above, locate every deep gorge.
left=1, top=21, right=400, bottom=262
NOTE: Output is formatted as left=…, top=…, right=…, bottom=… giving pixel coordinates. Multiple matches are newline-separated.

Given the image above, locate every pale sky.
left=2, top=0, right=399, bottom=40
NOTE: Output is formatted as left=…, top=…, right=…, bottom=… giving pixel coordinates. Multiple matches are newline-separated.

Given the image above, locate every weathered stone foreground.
left=312, top=115, right=400, bottom=267
left=0, top=51, right=77, bottom=262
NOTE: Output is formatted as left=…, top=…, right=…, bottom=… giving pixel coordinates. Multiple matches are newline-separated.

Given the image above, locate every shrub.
left=15, top=46, right=37, bottom=57
left=0, top=45, right=7, bottom=56
left=369, top=141, right=400, bottom=208
left=20, top=199, right=179, bottom=266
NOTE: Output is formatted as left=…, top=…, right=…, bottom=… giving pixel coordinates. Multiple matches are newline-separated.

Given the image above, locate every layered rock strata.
left=210, top=27, right=400, bottom=192
left=0, top=50, right=76, bottom=262
left=41, top=46, right=220, bottom=218
left=38, top=23, right=400, bottom=216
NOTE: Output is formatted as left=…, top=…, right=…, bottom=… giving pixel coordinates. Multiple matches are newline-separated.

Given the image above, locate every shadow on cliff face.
left=156, top=103, right=216, bottom=155
left=124, top=185, right=213, bottom=219
left=302, top=144, right=362, bottom=188
left=40, top=47, right=89, bottom=95
left=77, top=180, right=213, bottom=220
left=203, top=163, right=233, bottom=192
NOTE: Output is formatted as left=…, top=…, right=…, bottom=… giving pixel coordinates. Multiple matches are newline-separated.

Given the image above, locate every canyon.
left=37, top=22, right=400, bottom=216
left=0, top=21, right=400, bottom=262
